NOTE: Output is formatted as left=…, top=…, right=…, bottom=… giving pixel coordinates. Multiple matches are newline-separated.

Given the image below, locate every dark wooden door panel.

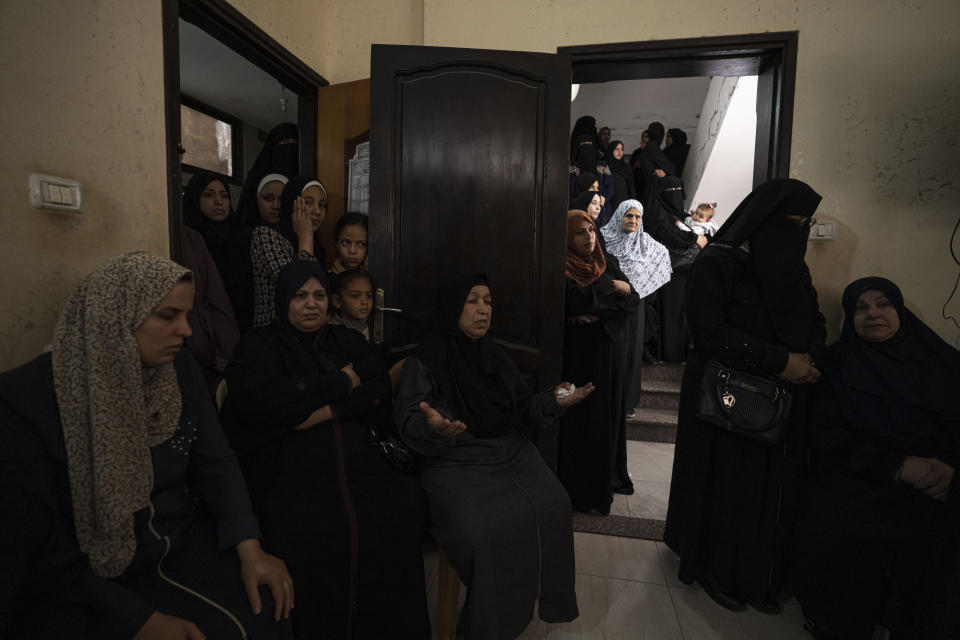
left=370, top=45, right=571, bottom=397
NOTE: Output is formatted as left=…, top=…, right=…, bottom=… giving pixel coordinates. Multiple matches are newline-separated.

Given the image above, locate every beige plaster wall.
left=0, top=1, right=169, bottom=369
left=416, top=0, right=960, bottom=344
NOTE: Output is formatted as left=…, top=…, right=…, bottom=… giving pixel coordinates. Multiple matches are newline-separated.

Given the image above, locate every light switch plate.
left=29, top=174, right=83, bottom=213
left=808, top=221, right=835, bottom=241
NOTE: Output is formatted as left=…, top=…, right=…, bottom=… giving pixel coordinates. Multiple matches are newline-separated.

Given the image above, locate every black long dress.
left=558, top=253, right=640, bottom=513
left=393, top=274, right=578, bottom=640
left=221, top=323, right=430, bottom=640
left=664, top=179, right=827, bottom=603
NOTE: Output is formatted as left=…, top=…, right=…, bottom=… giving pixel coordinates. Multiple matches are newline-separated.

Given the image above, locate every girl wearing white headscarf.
left=0, top=252, right=293, bottom=639
left=601, top=199, right=672, bottom=416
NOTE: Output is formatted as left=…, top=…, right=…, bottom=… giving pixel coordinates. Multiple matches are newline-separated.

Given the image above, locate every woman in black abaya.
left=633, top=122, right=676, bottom=210
left=394, top=274, right=587, bottom=640
left=644, top=176, right=705, bottom=362
left=559, top=210, right=640, bottom=514
left=664, top=128, right=691, bottom=176
left=236, top=123, right=300, bottom=226
left=222, top=261, right=430, bottom=640
left=794, top=277, right=960, bottom=639
left=663, top=178, right=826, bottom=613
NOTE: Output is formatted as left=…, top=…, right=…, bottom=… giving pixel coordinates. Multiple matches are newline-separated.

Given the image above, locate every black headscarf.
left=573, top=172, right=599, bottom=196
left=183, top=171, right=240, bottom=270
left=646, top=122, right=665, bottom=148
left=570, top=115, right=598, bottom=161
left=412, top=275, right=521, bottom=439
left=272, top=175, right=327, bottom=249
left=664, top=128, right=690, bottom=175
left=829, top=277, right=960, bottom=454
left=572, top=134, right=598, bottom=176
left=273, top=259, right=331, bottom=344
left=569, top=190, right=599, bottom=214
left=711, top=178, right=822, bottom=351
left=237, top=123, right=300, bottom=226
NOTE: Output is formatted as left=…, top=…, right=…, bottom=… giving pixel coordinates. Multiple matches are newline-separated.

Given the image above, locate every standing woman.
left=236, top=122, right=300, bottom=225
left=183, top=171, right=253, bottom=323
left=0, top=252, right=293, bottom=639
left=559, top=210, right=641, bottom=513
left=222, top=261, right=429, bottom=639
left=600, top=200, right=672, bottom=419
left=250, top=176, right=327, bottom=327
left=607, top=139, right=635, bottom=202
left=664, top=179, right=826, bottom=613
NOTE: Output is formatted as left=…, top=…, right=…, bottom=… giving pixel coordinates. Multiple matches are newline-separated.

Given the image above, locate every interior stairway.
left=627, top=362, right=684, bottom=443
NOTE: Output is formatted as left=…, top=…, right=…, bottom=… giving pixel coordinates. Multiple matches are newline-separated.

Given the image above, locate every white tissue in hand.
left=556, top=384, right=576, bottom=398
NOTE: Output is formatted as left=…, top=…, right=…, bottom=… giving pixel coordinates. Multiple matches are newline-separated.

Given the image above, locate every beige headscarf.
left=52, top=252, right=191, bottom=577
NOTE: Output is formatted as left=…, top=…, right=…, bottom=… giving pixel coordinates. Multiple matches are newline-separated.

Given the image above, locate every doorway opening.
left=559, top=33, right=798, bottom=534
left=161, top=0, right=327, bottom=261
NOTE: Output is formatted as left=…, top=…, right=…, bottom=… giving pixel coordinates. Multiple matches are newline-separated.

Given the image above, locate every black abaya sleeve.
left=326, top=326, right=392, bottom=424
left=685, top=250, right=790, bottom=375
left=223, top=328, right=353, bottom=450
left=394, top=357, right=475, bottom=457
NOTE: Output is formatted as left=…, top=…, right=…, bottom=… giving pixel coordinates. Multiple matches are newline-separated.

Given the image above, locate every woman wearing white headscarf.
left=601, top=199, right=672, bottom=416
left=0, top=252, right=293, bottom=639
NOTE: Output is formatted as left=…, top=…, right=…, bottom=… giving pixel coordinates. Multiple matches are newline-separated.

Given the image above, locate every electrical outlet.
left=29, top=174, right=83, bottom=213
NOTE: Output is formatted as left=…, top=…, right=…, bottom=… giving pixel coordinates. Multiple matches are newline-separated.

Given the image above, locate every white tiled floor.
left=422, top=440, right=811, bottom=638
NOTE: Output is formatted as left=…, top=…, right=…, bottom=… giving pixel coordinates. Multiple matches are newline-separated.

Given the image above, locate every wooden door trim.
left=558, top=32, right=798, bottom=184
left=161, top=0, right=328, bottom=260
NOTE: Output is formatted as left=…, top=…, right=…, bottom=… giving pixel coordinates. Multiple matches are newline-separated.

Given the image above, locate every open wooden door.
left=368, top=45, right=571, bottom=466
left=316, top=78, right=370, bottom=261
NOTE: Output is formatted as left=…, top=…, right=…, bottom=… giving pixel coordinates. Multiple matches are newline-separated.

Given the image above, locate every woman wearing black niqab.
left=633, top=122, right=676, bottom=210
left=569, top=115, right=598, bottom=161
left=793, top=276, right=960, bottom=639
left=222, top=260, right=430, bottom=640
left=394, top=274, right=585, bottom=640
left=663, top=178, right=827, bottom=613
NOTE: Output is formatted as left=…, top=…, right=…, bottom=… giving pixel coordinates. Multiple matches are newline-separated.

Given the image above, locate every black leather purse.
left=368, top=425, right=419, bottom=473
left=696, top=360, right=793, bottom=445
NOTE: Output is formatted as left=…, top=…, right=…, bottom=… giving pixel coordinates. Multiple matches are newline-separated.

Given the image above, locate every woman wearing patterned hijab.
left=0, top=252, right=293, bottom=639
left=559, top=210, right=641, bottom=514
left=601, top=199, right=672, bottom=417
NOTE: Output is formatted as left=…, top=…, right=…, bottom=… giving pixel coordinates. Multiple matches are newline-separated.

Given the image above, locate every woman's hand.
left=909, top=458, right=955, bottom=501
left=696, top=234, right=707, bottom=249
left=653, top=169, right=667, bottom=178
left=554, top=382, right=596, bottom=407
left=570, top=314, right=600, bottom=325
left=418, top=401, right=467, bottom=437
left=295, top=405, right=332, bottom=430
left=778, top=352, right=820, bottom=384
left=133, top=612, right=205, bottom=640
left=611, top=279, right=631, bottom=296
left=291, top=197, right=314, bottom=252
left=236, top=539, right=294, bottom=621
left=341, top=363, right=361, bottom=389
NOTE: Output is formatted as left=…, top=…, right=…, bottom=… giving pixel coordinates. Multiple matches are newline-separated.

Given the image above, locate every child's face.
left=693, top=207, right=715, bottom=223
left=337, top=224, right=368, bottom=269
left=333, top=278, right=374, bottom=321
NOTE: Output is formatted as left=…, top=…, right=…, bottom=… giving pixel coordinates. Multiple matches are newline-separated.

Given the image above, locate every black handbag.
left=368, top=425, right=419, bottom=473
left=696, top=360, right=793, bottom=445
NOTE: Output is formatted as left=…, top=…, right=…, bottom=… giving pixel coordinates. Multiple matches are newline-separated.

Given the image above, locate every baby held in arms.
left=678, top=202, right=719, bottom=237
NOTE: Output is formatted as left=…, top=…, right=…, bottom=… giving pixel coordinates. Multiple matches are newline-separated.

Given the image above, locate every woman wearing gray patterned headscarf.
left=0, top=252, right=293, bottom=639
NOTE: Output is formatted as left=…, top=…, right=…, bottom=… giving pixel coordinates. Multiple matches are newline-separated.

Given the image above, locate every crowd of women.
left=0, top=119, right=957, bottom=640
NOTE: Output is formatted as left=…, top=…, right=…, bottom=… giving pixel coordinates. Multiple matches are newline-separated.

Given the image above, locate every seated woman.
left=795, top=277, right=960, bottom=639
left=0, top=252, right=293, bottom=640
left=221, top=261, right=429, bottom=640
left=559, top=210, right=640, bottom=513
left=394, top=275, right=590, bottom=640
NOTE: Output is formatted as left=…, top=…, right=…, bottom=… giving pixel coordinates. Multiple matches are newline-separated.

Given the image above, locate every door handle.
left=373, top=288, right=403, bottom=344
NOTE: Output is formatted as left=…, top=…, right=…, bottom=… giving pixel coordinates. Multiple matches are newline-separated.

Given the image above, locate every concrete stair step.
left=637, top=377, right=681, bottom=410
left=626, top=408, right=677, bottom=444
left=640, top=362, right=684, bottom=383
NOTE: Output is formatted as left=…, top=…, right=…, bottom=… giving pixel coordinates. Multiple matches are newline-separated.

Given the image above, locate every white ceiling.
left=179, top=19, right=298, bottom=132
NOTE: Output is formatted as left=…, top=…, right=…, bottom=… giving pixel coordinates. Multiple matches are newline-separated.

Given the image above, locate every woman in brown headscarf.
left=558, top=210, right=640, bottom=515
left=0, top=252, right=293, bottom=640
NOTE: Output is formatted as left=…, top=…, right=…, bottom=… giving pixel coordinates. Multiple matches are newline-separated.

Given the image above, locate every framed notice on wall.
left=345, top=131, right=370, bottom=215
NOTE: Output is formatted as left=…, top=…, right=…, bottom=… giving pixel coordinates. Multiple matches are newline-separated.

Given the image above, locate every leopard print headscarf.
left=52, top=252, right=190, bottom=577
